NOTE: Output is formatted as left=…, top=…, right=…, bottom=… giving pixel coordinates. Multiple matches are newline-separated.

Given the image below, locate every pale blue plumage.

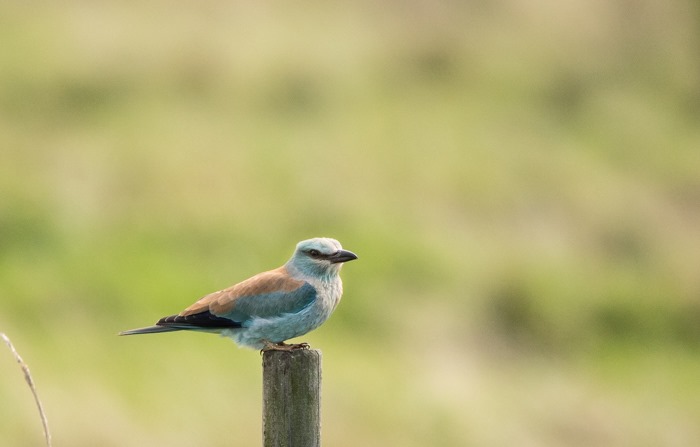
left=120, top=237, right=357, bottom=351
left=223, top=283, right=317, bottom=324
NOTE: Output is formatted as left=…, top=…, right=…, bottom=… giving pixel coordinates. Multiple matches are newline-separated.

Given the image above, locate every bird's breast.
left=314, top=277, right=343, bottom=313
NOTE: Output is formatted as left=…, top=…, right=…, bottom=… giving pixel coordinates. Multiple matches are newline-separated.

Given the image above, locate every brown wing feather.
left=180, top=266, right=304, bottom=316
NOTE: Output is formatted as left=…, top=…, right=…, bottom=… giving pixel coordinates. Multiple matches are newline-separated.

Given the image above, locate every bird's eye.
left=308, top=249, right=321, bottom=257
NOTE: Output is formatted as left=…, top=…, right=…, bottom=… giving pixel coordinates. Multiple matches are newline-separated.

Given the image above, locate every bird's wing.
left=159, top=266, right=317, bottom=329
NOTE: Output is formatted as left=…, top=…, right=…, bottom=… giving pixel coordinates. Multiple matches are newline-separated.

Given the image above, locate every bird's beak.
left=328, top=249, right=358, bottom=264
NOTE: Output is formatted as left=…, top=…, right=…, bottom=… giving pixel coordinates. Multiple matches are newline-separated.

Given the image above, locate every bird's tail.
left=119, top=325, right=180, bottom=336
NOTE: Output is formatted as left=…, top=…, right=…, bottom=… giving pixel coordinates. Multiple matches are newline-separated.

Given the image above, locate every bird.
left=120, top=237, right=357, bottom=351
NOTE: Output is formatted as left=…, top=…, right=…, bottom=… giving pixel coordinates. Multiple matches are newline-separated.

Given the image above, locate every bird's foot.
left=260, top=341, right=310, bottom=354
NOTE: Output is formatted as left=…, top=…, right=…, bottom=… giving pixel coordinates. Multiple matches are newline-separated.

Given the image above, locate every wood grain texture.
left=262, top=349, right=321, bottom=447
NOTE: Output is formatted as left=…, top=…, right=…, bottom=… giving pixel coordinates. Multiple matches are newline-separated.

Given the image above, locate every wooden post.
left=262, top=349, right=321, bottom=447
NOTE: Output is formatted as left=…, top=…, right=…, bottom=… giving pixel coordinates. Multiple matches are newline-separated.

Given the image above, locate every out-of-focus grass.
left=2, top=0, right=700, bottom=445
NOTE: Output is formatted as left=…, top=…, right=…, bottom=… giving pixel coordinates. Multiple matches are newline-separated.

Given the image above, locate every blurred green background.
left=2, top=1, right=700, bottom=446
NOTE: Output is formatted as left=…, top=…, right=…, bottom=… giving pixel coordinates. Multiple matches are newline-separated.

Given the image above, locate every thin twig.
left=1, top=332, right=52, bottom=447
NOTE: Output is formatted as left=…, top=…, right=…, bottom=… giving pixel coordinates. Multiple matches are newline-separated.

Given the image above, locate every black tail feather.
left=119, top=311, right=240, bottom=336
left=119, top=325, right=180, bottom=336
left=158, top=311, right=241, bottom=329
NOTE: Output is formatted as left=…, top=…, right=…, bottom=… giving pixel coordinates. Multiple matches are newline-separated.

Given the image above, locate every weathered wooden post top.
left=262, top=349, right=321, bottom=447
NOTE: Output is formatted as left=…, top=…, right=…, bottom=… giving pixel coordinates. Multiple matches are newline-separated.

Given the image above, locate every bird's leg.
left=260, top=340, right=310, bottom=353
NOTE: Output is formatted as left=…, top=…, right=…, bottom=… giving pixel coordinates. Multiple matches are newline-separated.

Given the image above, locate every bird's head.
left=287, top=237, right=358, bottom=278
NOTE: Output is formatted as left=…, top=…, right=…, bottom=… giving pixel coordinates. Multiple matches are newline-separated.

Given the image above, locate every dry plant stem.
left=1, top=332, right=52, bottom=447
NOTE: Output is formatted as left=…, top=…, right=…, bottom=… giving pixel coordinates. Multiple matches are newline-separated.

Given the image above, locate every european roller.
left=120, top=237, right=357, bottom=351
